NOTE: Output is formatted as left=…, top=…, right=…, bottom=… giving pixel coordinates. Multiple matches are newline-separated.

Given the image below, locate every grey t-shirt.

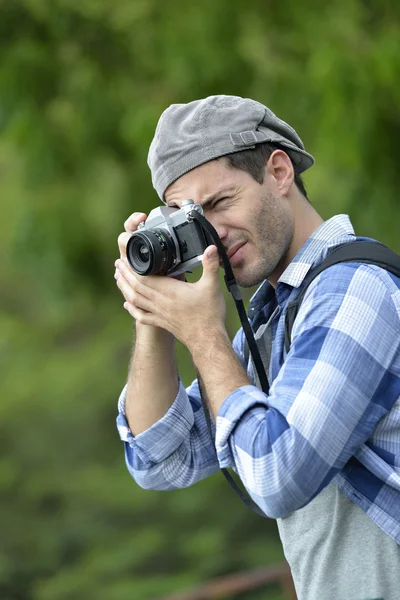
left=277, top=483, right=400, bottom=600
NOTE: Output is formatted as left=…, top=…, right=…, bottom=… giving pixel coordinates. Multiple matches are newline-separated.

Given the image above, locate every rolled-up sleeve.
left=116, top=376, right=221, bottom=490
left=116, top=326, right=252, bottom=490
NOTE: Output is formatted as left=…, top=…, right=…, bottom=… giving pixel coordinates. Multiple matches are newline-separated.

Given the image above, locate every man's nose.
left=206, top=216, right=228, bottom=242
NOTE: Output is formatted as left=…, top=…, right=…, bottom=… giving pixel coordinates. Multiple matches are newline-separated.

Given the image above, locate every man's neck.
left=268, top=196, right=323, bottom=288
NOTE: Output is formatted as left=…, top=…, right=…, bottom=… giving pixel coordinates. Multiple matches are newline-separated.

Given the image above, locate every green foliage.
left=1, top=0, right=400, bottom=598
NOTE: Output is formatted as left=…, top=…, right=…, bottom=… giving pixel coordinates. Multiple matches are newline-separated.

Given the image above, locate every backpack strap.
left=284, top=240, right=400, bottom=353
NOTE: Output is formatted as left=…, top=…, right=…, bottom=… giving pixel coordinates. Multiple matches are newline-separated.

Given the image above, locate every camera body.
left=126, top=200, right=214, bottom=276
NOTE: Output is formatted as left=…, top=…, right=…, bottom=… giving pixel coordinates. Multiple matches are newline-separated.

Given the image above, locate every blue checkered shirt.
left=117, top=215, right=400, bottom=544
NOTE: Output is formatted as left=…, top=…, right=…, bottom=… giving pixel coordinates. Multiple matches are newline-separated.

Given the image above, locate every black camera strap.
left=191, top=211, right=270, bottom=518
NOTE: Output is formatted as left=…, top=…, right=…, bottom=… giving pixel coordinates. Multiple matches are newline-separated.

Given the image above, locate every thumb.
left=202, top=245, right=220, bottom=276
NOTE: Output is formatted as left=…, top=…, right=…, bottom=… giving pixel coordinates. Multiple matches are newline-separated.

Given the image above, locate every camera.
left=126, top=200, right=214, bottom=276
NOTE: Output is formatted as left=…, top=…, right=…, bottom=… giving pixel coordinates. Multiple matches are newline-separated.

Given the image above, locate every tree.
left=0, top=0, right=399, bottom=598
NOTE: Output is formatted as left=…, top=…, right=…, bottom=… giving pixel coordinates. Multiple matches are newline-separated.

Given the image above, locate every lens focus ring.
left=126, top=229, right=176, bottom=275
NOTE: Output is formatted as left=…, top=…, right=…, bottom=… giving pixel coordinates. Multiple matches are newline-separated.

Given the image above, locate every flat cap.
left=148, top=95, right=314, bottom=201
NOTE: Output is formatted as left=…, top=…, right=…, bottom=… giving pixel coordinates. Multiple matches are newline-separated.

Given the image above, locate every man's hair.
left=225, top=142, right=309, bottom=200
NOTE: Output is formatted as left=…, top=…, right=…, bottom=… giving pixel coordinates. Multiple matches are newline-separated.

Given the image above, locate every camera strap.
left=191, top=211, right=270, bottom=519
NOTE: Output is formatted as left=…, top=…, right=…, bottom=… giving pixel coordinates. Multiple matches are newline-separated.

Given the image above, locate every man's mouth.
left=220, top=242, right=247, bottom=267
left=228, top=243, right=246, bottom=259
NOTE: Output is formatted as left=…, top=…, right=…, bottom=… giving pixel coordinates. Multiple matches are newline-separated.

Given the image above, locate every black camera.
left=126, top=200, right=214, bottom=276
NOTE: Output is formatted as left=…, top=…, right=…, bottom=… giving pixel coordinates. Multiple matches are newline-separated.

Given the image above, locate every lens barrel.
left=126, top=229, right=176, bottom=275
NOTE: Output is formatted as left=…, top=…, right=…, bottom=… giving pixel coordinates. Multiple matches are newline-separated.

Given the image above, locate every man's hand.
left=114, top=245, right=227, bottom=352
left=115, top=215, right=249, bottom=420
left=115, top=212, right=154, bottom=330
left=116, top=212, right=147, bottom=261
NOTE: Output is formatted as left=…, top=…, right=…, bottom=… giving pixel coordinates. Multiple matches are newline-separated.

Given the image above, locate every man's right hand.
left=115, top=211, right=185, bottom=331
left=115, top=212, right=149, bottom=320
left=117, top=213, right=179, bottom=436
left=117, top=212, right=147, bottom=261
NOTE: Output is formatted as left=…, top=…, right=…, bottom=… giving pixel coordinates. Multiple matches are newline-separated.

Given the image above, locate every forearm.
left=190, top=326, right=251, bottom=420
left=119, top=332, right=221, bottom=490
left=126, top=324, right=179, bottom=435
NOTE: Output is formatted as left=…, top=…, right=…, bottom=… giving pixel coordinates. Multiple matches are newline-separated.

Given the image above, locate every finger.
left=123, top=302, right=157, bottom=326
left=118, top=232, right=133, bottom=259
left=201, top=245, right=220, bottom=281
left=124, top=213, right=147, bottom=233
left=118, top=213, right=147, bottom=258
left=115, top=271, right=132, bottom=302
left=116, top=273, right=155, bottom=311
left=115, top=259, right=157, bottom=300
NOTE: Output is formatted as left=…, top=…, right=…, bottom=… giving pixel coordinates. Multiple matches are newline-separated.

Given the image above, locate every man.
left=114, top=96, right=400, bottom=599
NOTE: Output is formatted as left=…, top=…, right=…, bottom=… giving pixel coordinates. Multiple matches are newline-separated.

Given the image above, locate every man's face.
left=164, top=157, right=294, bottom=287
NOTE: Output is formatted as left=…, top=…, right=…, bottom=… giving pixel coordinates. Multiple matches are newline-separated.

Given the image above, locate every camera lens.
left=126, top=229, right=176, bottom=275
left=138, top=245, right=150, bottom=262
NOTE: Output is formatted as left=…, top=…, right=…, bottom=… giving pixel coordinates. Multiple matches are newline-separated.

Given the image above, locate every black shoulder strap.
left=284, top=240, right=400, bottom=353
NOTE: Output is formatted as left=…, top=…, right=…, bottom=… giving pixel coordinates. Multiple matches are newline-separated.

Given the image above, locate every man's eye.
left=212, top=198, right=227, bottom=209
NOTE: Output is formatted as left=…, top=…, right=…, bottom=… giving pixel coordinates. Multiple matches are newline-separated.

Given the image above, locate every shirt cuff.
left=215, top=385, right=269, bottom=468
left=116, top=378, right=195, bottom=464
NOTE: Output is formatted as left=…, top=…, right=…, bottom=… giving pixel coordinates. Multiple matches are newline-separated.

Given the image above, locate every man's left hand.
left=115, top=245, right=227, bottom=351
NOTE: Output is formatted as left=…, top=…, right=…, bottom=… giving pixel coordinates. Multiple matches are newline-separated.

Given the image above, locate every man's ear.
left=265, top=149, right=294, bottom=195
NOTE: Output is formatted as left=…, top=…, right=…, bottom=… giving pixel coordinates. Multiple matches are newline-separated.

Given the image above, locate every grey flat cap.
left=148, top=95, right=314, bottom=201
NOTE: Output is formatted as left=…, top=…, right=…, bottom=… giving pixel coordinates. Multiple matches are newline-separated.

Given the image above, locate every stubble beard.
left=233, top=192, right=293, bottom=288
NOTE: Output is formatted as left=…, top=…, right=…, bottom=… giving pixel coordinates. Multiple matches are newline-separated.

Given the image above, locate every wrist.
left=189, top=326, right=250, bottom=419
left=189, top=326, right=230, bottom=364
left=135, top=323, right=176, bottom=350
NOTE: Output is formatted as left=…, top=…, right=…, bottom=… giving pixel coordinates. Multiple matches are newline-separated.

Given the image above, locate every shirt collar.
left=249, top=214, right=356, bottom=309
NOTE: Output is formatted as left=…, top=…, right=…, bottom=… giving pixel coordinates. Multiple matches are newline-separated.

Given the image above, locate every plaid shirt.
left=117, top=215, right=400, bottom=544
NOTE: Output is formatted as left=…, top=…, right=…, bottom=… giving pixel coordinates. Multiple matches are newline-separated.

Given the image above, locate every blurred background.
left=1, top=1, right=400, bottom=599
